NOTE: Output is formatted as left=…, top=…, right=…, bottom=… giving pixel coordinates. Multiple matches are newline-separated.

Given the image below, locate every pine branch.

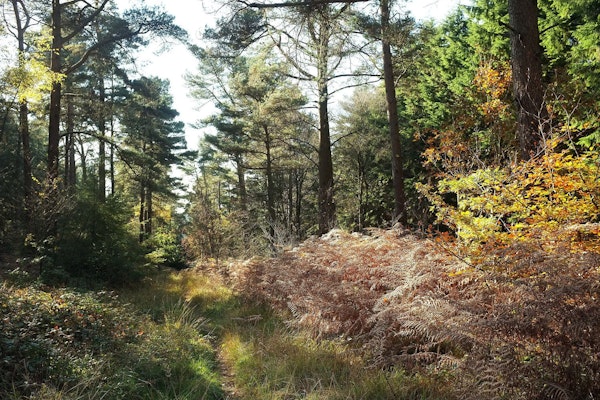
left=243, top=0, right=369, bottom=9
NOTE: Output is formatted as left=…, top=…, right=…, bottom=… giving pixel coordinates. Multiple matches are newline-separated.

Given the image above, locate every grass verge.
left=0, top=268, right=223, bottom=400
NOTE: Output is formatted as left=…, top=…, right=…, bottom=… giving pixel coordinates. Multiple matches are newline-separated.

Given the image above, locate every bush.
left=0, top=271, right=224, bottom=400
left=421, top=144, right=600, bottom=253
left=53, top=192, right=143, bottom=286
left=144, top=226, right=187, bottom=269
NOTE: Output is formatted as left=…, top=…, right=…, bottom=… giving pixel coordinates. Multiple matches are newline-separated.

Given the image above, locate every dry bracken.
left=225, top=227, right=600, bottom=399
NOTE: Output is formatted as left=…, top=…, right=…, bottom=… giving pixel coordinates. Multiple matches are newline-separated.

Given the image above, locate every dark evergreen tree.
left=119, top=77, right=188, bottom=243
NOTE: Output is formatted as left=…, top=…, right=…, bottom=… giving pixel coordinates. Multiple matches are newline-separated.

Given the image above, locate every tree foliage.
left=0, top=1, right=189, bottom=283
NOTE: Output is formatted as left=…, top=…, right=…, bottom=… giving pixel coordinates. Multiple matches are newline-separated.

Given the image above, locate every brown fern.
left=223, top=227, right=600, bottom=399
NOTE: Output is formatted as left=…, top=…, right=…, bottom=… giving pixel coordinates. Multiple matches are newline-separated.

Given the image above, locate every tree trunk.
left=19, top=102, right=32, bottom=218
left=139, top=184, right=146, bottom=243
left=295, top=169, right=304, bottom=237
left=316, top=22, right=335, bottom=234
left=358, top=157, right=364, bottom=231
left=78, top=137, right=88, bottom=183
left=65, top=93, right=76, bottom=187
left=146, top=187, right=153, bottom=237
left=235, top=152, right=247, bottom=211
left=98, top=79, right=107, bottom=201
left=11, top=0, right=33, bottom=224
left=48, top=0, right=62, bottom=182
left=110, top=133, right=115, bottom=195
left=110, top=92, right=116, bottom=196
left=317, top=80, right=335, bottom=234
left=264, top=126, right=276, bottom=240
left=508, top=0, right=549, bottom=160
left=381, top=0, right=407, bottom=225
left=287, top=171, right=293, bottom=234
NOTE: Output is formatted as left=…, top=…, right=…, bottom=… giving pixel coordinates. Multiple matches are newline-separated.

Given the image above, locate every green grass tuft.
left=0, top=270, right=224, bottom=400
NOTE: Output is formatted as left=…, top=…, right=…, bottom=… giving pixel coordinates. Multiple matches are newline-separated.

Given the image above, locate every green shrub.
left=144, top=226, right=187, bottom=269
left=0, top=272, right=224, bottom=400
left=53, top=192, right=143, bottom=286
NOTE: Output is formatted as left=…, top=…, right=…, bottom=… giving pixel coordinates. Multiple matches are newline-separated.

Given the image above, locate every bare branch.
left=62, top=0, right=111, bottom=44
left=243, top=0, right=369, bottom=8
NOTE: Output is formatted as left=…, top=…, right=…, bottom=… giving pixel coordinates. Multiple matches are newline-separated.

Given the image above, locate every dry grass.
left=224, top=228, right=600, bottom=399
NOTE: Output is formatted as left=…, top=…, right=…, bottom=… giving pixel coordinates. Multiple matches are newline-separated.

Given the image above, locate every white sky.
left=121, top=0, right=470, bottom=151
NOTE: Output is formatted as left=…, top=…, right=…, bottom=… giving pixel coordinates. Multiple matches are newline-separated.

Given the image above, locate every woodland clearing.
left=1, top=227, right=599, bottom=399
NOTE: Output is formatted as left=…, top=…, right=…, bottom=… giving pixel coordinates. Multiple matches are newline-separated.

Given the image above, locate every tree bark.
left=78, top=137, right=88, bottom=183
left=10, top=0, right=33, bottom=224
left=234, top=152, right=247, bottom=211
left=109, top=75, right=116, bottom=196
left=264, top=125, right=276, bottom=240
left=19, top=102, right=32, bottom=213
left=146, top=187, right=153, bottom=237
left=294, top=169, right=304, bottom=237
left=381, top=0, right=407, bottom=225
left=65, top=93, right=76, bottom=187
left=48, top=0, right=62, bottom=182
left=508, top=0, right=549, bottom=160
left=110, top=119, right=115, bottom=196
left=98, top=79, right=107, bottom=201
left=317, top=79, right=336, bottom=234
left=317, top=20, right=336, bottom=234
left=139, top=184, right=146, bottom=243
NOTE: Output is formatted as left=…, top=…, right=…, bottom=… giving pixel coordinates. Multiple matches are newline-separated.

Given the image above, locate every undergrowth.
left=226, top=228, right=600, bottom=400
left=5, top=225, right=598, bottom=400
left=0, top=269, right=223, bottom=400
left=164, top=263, right=452, bottom=400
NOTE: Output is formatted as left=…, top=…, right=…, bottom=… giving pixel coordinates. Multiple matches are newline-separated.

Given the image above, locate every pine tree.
left=119, top=77, right=188, bottom=242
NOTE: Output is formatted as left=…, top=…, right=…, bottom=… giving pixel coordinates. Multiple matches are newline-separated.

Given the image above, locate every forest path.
left=216, top=351, right=240, bottom=400
left=183, top=233, right=455, bottom=399
left=177, top=266, right=257, bottom=400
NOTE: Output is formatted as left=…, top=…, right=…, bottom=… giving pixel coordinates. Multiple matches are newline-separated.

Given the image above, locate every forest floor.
left=1, top=227, right=600, bottom=399
left=217, top=227, right=600, bottom=399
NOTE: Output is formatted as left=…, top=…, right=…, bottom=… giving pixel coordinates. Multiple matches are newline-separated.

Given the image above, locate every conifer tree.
left=119, top=77, right=188, bottom=242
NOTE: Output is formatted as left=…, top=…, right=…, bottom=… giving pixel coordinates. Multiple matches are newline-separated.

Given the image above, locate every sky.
left=121, top=0, right=471, bottom=151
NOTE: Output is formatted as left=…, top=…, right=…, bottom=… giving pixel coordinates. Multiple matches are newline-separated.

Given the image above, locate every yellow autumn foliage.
left=3, top=30, right=63, bottom=105
left=426, top=144, right=600, bottom=250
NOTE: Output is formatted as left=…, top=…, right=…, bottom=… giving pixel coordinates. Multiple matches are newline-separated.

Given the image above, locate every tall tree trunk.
left=317, top=81, right=335, bottom=234
left=295, top=170, right=304, bottom=237
left=358, top=158, right=364, bottom=231
left=146, top=187, right=153, bottom=237
left=78, top=137, right=88, bottom=183
left=234, top=152, right=247, bottom=211
left=98, top=79, right=107, bottom=201
left=10, top=0, right=33, bottom=222
left=110, top=92, right=116, bottom=196
left=287, top=171, right=293, bottom=234
left=19, top=101, right=32, bottom=216
left=139, top=184, right=146, bottom=243
left=508, top=0, right=549, bottom=160
left=381, top=0, right=407, bottom=225
left=48, top=0, right=62, bottom=182
left=110, top=133, right=115, bottom=195
left=264, top=126, right=276, bottom=240
left=42, top=0, right=63, bottom=237
left=65, top=93, right=76, bottom=187
left=316, top=23, right=335, bottom=234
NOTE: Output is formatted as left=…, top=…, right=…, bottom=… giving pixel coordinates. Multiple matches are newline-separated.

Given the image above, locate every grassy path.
left=1, top=265, right=449, bottom=399
left=161, top=267, right=450, bottom=400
